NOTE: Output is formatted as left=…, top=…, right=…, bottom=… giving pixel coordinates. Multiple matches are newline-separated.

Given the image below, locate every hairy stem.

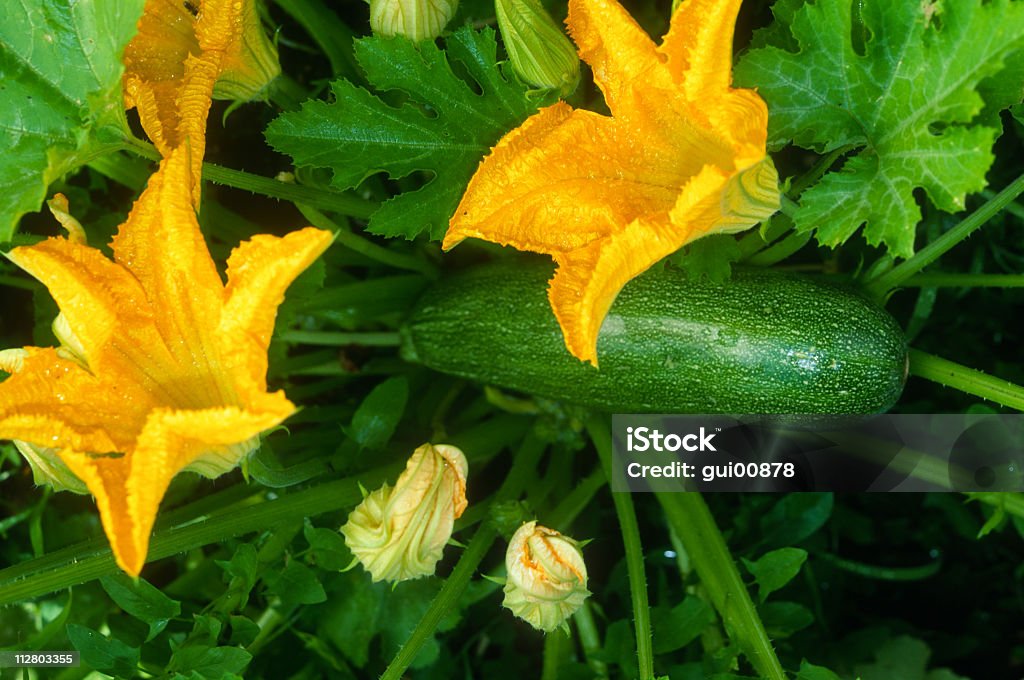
left=657, top=493, right=786, bottom=680
left=589, top=417, right=655, bottom=680
left=908, top=348, right=1024, bottom=411
left=866, top=172, right=1024, bottom=298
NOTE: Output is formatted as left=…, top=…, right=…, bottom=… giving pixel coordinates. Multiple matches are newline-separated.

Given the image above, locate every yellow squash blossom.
left=0, top=145, right=332, bottom=575
left=123, top=0, right=281, bottom=201
left=443, top=0, right=780, bottom=364
left=341, top=443, right=468, bottom=582
left=502, top=521, right=589, bottom=632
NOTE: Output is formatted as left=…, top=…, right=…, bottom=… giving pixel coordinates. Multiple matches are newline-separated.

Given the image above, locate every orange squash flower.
left=0, top=145, right=332, bottom=575
left=123, top=0, right=281, bottom=201
left=443, top=0, right=780, bottom=364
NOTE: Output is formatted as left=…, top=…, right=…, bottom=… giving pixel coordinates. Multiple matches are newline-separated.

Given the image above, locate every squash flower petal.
left=123, top=0, right=281, bottom=202
left=341, top=443, right=469, bottom=583
left=443, top=0, right=780, bottom=364
left=0, top=146, right=333, bottom=576
left=502, top=521, right=589, bottom=633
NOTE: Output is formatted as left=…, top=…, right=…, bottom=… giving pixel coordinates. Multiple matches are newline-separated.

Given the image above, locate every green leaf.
left=0, top=0, right=145, bottom=242
left=320, top=574, right=458, bottom=670
left=265, top=27, right=542, bottom=240
left=304, top=520, right=353, bottom=571
left=66, top=623, right=140, bottom=677
left=735, top=0, right=1024, bottom=257
left=227, top=615, right=261, bottom=647
left=266, top=561, right=328, bottom=605
left=216, top=543, right=259, bottom=611
left=758, top=601, right=813, bottom=639
left=742, top=547, right=808, bottom=603
left=100, top=573, right=181, bottom=641
left=652, top=597, right=716, bottom=654
left=168, top=645, right=253, bottom=679
left=345, top=376, right=409, bottom=450
left=759, top=492, right=833, bottom=549
left=796, top=661, right=843, bottom=680
left=854, top=635, right=968, bottom=680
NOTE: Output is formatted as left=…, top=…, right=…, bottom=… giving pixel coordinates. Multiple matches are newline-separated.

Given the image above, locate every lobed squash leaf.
left=735, top=0, right=1024, bottom=257
left=265, top=27, right=543, bottom=241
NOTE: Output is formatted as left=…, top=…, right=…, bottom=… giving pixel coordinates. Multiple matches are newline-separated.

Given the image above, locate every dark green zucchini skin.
left=400, top=259, right=908, bottom=414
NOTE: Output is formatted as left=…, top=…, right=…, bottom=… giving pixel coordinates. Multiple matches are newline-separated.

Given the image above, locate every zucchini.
left=400, top=259, right=908, bottom=413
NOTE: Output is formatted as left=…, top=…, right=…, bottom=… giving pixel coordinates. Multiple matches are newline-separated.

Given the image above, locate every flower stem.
left=542, top=629, right=569, bottom=680
left=908, top=348, right=1024, bottom=411
left=274, top=0, right=362, bottom=80
left=120, top=137, right=379, bottom=219
left=588, top=416, right=654, bottom=680
left=865, top=172, right=1024, bottom=299
left=657, top=493, right=786, bottom=680
left=0, top=466, right=398, bottom=607
left=901, top=273, right=1024, bottom=287
left=278, top=330, right=402, bottom=346
left=573, top=602, right=609, bottom=679
left=380, top=433, right=546, bottom=680
left=0, top=274, right=37, bottom=291
left=296, top=204, right=438, bottom=277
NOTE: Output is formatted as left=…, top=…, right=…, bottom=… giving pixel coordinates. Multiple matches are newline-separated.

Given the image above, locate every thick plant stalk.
left=908, top=348, right=1024, bottom=411
left=589, top=418, right=655, bottom=680
left=657, top=493, right=787, bottom=680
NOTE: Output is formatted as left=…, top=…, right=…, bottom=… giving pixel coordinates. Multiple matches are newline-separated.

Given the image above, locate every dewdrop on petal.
left=369, top=0, right=458, bottom=41
left=495, top=0, right=580, bottom=96
left=341, top=443, right=468, bottom=582
left=503, top=521, right=590, bottom=632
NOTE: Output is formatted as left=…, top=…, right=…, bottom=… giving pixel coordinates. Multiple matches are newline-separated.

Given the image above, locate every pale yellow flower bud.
left=212, top=0, right=282, bottom=102
left=503, top=521, right=589, bottom=632
left=495, top=0, right=580, bottom=96
left=341, top=443, right=468, bottom=582
left=369, top=0, right=458, bottom=42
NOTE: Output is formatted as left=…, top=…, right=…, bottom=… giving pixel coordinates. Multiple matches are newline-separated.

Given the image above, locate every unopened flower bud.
left=495, top=0, right=580, bottom=96
left=503, top=521, right=589, bottom=632
left=341, top=443, right=468, bottom=582
left=213, top=0, right=282, bottom=102
left=369, top=0, right=459, bottom=41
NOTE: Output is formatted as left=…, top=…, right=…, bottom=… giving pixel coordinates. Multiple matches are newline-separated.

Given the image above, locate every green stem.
left=0, top=466, right=397, bottom=606
left=573, top=602, right=609, bottom=679
left=541, top=629, right=568, bottom=680
left=908, top=348, right=1024, bottom=411
left=657, top=493, right=786, bottom=680
left=0, top=274, right=37, bottom=291
left=902, top=273, right=1024, bottom=287
left=274, top=0, right=361, bottom=80
left=547, top=467, right=605, bottom=530
left=87, top=152, right=150, bottom=191
left=865, top=172, right=1024, bottom=298
left=588, top=417, right=654, bottom=680
left=278, top=330, right=402, bottom=347
left=787, top=145, right=855, bottom=198
left=779, top=194, right=799, bottom=218
left=121, top=137, right=378, bottom=219
left=297, top=204, right=437, bottom=278
left=745, top=229, right=812, bottom=266
left=981, top=188, right=1024, bottom=221
left=380, top=433, right=546, bottom=680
